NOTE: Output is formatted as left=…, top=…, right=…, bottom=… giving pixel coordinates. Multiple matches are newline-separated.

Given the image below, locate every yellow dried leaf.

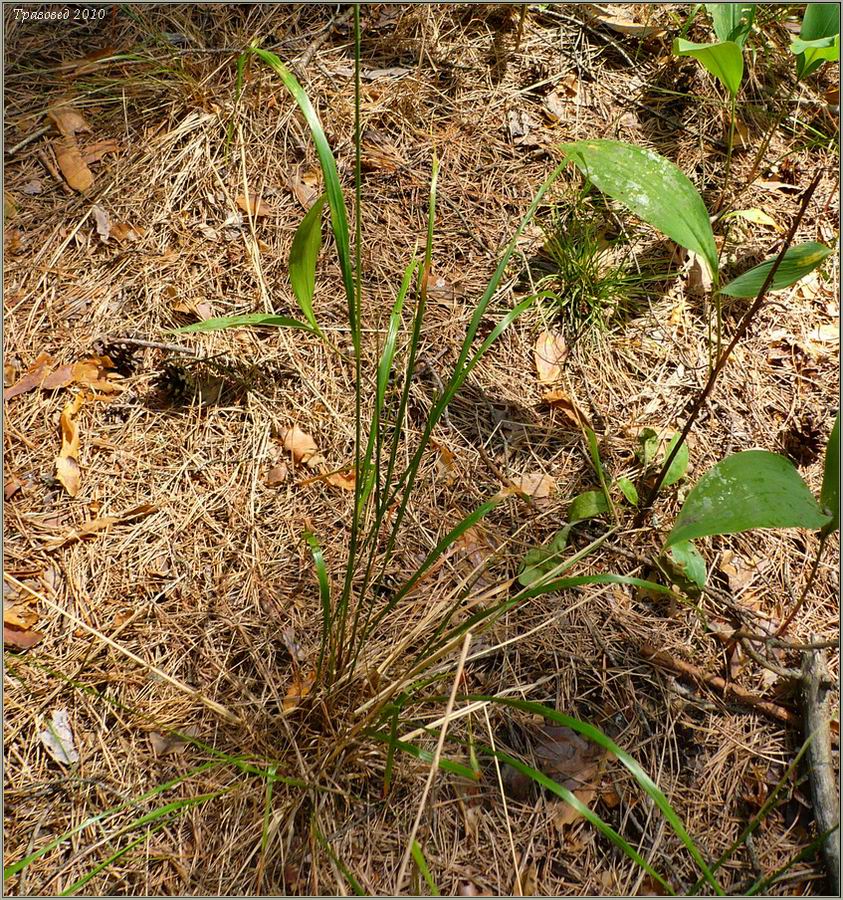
left=534, top=330, right=567, bottom=384
left=324, top=469, right=356, bottom=491
left=266, top=462, right=289, bottom=486
left=55, top=394, right=84, bottom=496
left=4, top=600, right=38, bottom=630
left=46, top=504, right=157, bottom=549
left=110, top=222, right=145, bottom=242
left=513, top=472, right=555, bottom=500
left=236, top=193, right=274, bottom=217
left=82, top=138, right=121, bottom=164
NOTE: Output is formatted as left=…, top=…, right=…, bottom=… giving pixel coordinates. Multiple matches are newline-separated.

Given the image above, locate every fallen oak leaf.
left=541, top=389, right=591, bottom=428
left=81, top=138, right=121, bottom=164
left=45, top=503, right=157, bottom=549
left=4, top=351, right=54, bottom=400
left=4, top=599, right=39, bottom=629
left=55, top=393, right=84, bottom=497
left=47, top=106, right=91, bottom=137
left=513, top=472, right=556, bottom=501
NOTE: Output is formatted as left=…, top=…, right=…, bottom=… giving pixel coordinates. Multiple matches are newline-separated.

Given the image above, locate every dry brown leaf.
left=149, top=725, right=199, bottom=758
left=686, top=250, right=713, bottom=297
left=4, top=362, right=17, bottom=386
left=553, top=787, right=596, bottom=828
left=587, top=6, right=665, bottom=36
left=265, top=462, right=289, bottom=486
left=283, top=670, right=315, bottom=712
left=46, top=503, right=157, bottom=549
left=22, top=179, right=43, bottom=195
left=279, top=426, right=324, bottom=467
left=542, top=389, right=591, bottom=428
left=110, top=222, right=145, bottom=242
left=513, top=472, right=555, bottom=501
left=431, top=439, right=457, bottom=482
left=512, top=863, right=538, bottom=897
left=458, top=883, right=493, bottom=897
left=288, top=169, right=320, bottom=209
left=92, top=204, right=110, bottom=243
left=71, top=46, right=119, bottom=77
left=81, top=138, right=120, bottom=163
left=756, top=178, right=800, bottom=194
left=54, top=138, right=94, bottom=192
left=4, top=599, right=38, bottom=630
left=323, top=469, right=356, bottom=491
left=4, top=624, right=44, bottom=649
left=534, top=330, right=567, bottom=384
left=4, top=477, right=23, bottom=500
left=56, top=393, right=84, bottom=497
left=4, top=351, right=53, bottom=399
left=48, top=106, right=91, bottom=137
left=236, top=192, right=274, bottom=218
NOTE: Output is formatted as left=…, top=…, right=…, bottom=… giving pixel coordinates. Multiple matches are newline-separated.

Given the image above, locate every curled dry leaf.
left=4, top=351, right=52, bottom=399
left=150, top=725, right=199, bottom=758
left=279, top=426, right=324, bottom=468
left=4, top=596, right=43, bottom=649
left=323, top=469, right=356, bottom=491
left=236, top=192, right=274, bottom=218
left=6, top=355, right=119, bottom=400
left=686, top=250, right=713, bottom=297
left=587, top=6, right=665, bottom=37
left=534, top=330, right=568, bottom=384
left=47, top=106, right=91, bottom=137
left=283, top=669, right=315, bottom=712
left=4, top=476, right=23, bottom=500
left=54, top=138, right=94, bottom=192
left=110, top=222, right=145, bottom=243
left=4, top=624, right=44, bottom=649
left=82, top=138, right=121, bottom=164
left=288, top=168, right=320, bottom=209
left=39, top=709, right=79, bottom=765
left=56, top=393, right=84, bottom=497
left=541, top=389, right=591, bottom=428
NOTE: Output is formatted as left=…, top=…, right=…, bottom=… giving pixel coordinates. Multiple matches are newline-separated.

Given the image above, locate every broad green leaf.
left=561, top=139, right=718, bottom=283
left=617, top=476, right=639, bottom=505
left=518, top=527, right=571, bottom=587
left=665, top=540, right=707, bottom=591
left=719, top=242, right=833, bottom=297
left=172, top=313, right=314, bottom=334
left=666, top=450, right=831, bottom=548
left=663, top=434, right=690, bottom=486
left=673, top=38, right=744, bottom=97
left=569, top=490, right=609, bottom=523
left=707, top=3, right=755, bottom=46
left=637, top=427, right=660, bottom=467
left=795, top=3, right=841, bottom=78
left=289, top=195, right=326, bottom=333
left=820, top=413, right=839, bottom=537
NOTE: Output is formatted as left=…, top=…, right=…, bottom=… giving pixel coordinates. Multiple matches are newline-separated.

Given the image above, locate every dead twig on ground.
left=801, top=645, right=841, bottom=895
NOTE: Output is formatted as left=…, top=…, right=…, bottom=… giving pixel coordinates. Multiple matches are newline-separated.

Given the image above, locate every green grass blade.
left=369, top=731, right=479, bottom=780
left=494, top=751, right=674, bottom=895
left=289, top=194, right=326, bottom=333
left=172, top=313, right=314, bottom=334
left=465, top=696, right=723, bottom=894
left=261, top=765, right=278, bottom=858
left=60, top=828, right=162, bottom=896
left=312, top=820, right=366, bottom=896
left=821, top=412, right=840, bottom=536
left=586, top=427, right=616, bottom=519
left=411, top=840, right=441, bottom=896
left=304, top=531, right=333, bottom=680
left=4, top=761, right=224, bottom=881
left=745, top=825, right=839, bottom=896
left=249, top=47, right=356, bottom=346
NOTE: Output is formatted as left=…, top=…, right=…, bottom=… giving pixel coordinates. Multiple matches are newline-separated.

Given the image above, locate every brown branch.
left=640, top=644, right=801, bottom=728
left=802, top=646, right=841, bottom=895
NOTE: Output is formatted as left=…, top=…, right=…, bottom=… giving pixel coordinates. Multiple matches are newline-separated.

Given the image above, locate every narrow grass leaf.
left=312, top=822, right=366, bottom=896
left=586, top=427, right=615, bottom=516
left=673, top=38, right=744, bottom=97
left=617, top=477, right=638, bottom=505
left=666, top=450, right=831, bottom=548
left=172, top=313, right=314, bottom=334
left=720, top=242, right=832, bottom=297
left=820, top=412, right=839, bottom=536
left=249, top=47, right=356, bottom=345
left=289, top=195, right=326, bottom=333
left=495, top=751, right=674, bottom=895
left=369, top=732, right=477, bottom=780
left=60, top=829, right=161, bottom=896
left=467, top=697, right=722, bottom=893
left=746, top=826, right=838, bottom=896
left=411, top=841, right=441, bottom=896
left=304, top=532, right=333, bottom=678
left=561, top=140, right=718, bottom=282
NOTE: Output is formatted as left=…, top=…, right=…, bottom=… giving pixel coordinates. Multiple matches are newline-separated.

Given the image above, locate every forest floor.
left=3, top=4, right=840, bottom=896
